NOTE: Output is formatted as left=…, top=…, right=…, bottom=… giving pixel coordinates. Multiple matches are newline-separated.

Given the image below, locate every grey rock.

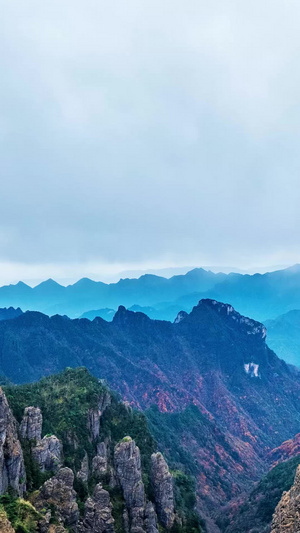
left=79, top=483, right=115, bottom=533
left=145, top=502, right=159, bottom=533
left=0, top=386, right=26, bottom=495
left=88, top=392, right=111, bottom=441
left=151, top=452, right=175, bottom=529
left=33, top=435, right=63, bottom=472
left=34, top=467, right=79, bottom=528
left=92, top=441, right=109, bottom=478
left=271, top=464, right=300, bottom=532
left=20, top=406, right=42, bottom=441
left=123, top=509, right=130, bottom=533
left=114, top=437, right=145, bottom=532
left=77, top=451, right=89, bottom=483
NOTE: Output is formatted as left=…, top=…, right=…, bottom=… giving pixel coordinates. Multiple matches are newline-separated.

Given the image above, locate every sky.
left=1, top=1, right=300, bottom=285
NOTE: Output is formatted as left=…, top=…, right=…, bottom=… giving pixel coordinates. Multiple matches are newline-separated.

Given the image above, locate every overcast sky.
left=1, top=1, right=300, bottom=284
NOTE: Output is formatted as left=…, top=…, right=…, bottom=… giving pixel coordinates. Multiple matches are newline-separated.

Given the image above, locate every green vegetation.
left=0, top=491, right=41, bottom=533
left=2, top=367, right=204, bottom=532
left=222, top=455, right=300, bottom=533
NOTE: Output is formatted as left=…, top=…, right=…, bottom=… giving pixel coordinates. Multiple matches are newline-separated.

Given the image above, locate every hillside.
left=0, top=367, right=203, bottom=532
left=223, top=455, right=300, bottom=533
left=0, top=300, right=300, bottom=529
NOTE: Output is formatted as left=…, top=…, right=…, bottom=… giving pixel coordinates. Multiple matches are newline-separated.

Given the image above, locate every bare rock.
left=92, top=441, right=109, bottom=478
left=271, top=464, right=300, bottom=532
left=20, top=406, right=42, bottom=441
left=32, top=435, right=62, bottom=472
left=79, top=483, right=115, bottom=533
left=0, top=386, right=26, bottom=495
left=34, top=467, right=79, bottom=528
left=77, top=451, right=89, bottom=483
left=114, top=437, right=145, bottom=532
left=145, top=502, right=159, bottom=533
left=151, top=452, right=175, bottom=529
left=88, top=392, right=111, bottom=441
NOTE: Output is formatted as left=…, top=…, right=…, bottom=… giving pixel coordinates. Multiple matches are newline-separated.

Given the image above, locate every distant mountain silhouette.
left=2, top=265, right=300, bottom=321
left=265, top=309, right=300, bottom=366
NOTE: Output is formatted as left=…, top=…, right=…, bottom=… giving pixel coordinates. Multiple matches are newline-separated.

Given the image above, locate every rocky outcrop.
left=271, top=464, right=300, bottom=532
left=77, top=451, right=89, bottom=483
left=144, top=502, right=159, bottom=533
left=79, top=483, right=115, bottom=533
left=92, top=441, right=109, bottom=478
left=114, top=437, right=145, bottom=532
left=88, top=392, right=111, bottom=441
left=151, top=453, right=175, bottom=529
left=32, top=435, right=62, bottom=472
left=34, top=467, right=79, bottom=528
left=20, top=406, right=42, bottom=441
left=0, top=387, right=26, bottom=495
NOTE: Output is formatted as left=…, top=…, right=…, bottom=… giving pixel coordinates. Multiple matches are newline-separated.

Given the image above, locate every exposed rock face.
left=77, top=451, right=89, bottom=483
left=151, top=453, right=175, bottom=529
left=32, top=435, right=62, bottom=472
left=92, top=441, right=109, bottom=478
left=0, top=387, right=26, bottom=495
left=88, top=392, right=111, bottom=441
left=271, top=464, right=300, bottom=532
left=114, top=437, right=145, bottom=532
left=79, top=483, right=115, bottom=533
left=35, top=467, right=79, bottom=528
left=144, top=502, right=159, bottom=533
left=20, top=406, right=42, bottom=441
left=0, top=509, right=15, bottom=533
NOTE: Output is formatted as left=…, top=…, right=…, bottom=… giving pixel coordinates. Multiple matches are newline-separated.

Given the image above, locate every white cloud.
left=1, top=0, right=300, bottom=279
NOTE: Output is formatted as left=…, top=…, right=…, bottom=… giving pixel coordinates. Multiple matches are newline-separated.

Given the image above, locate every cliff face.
left=271, top=465, right=300, bottom=533
left=0, top=368, right=197, bottom=533
left=0, top=386, right=25, bottom=496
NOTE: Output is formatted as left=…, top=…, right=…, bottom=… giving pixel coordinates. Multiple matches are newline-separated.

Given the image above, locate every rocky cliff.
left=271, top=464, right=300, bottom=533
left=0, top=368, right=200, bottom=532
left=0, top=387, right=25, bottom=496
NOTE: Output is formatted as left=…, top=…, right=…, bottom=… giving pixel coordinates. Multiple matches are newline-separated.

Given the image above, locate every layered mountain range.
left=0, top=300, right=300, bottom=530
left=4, top=264, right=300, bottom=321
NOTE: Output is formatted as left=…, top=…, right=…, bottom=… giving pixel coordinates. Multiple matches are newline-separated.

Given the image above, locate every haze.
left=1, top=1, right=300, bottom=285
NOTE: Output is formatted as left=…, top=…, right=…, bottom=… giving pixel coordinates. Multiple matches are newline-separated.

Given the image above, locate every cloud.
left=1, top=0, right=300, bottom=279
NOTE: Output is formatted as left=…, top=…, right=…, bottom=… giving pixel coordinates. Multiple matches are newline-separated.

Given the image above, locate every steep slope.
left=224, top=455, right=300, bottom=533
left=0, top=301, right=300, bottom=529
left=1, top=368, right=202, bottom=532
left=265, top=310, right=300, bottom=366
left=271, top=464, right=300, bottom=533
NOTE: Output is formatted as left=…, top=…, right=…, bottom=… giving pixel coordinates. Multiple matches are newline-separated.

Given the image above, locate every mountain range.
left=3, top=264, right=300, bottom=322
left=1, top=300, right=300, bottom=530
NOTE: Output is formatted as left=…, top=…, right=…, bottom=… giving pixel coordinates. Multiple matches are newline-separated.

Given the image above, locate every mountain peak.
left=190, top=299, right=267, bottom=339
left=113, top=305, right=151, bottom=326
